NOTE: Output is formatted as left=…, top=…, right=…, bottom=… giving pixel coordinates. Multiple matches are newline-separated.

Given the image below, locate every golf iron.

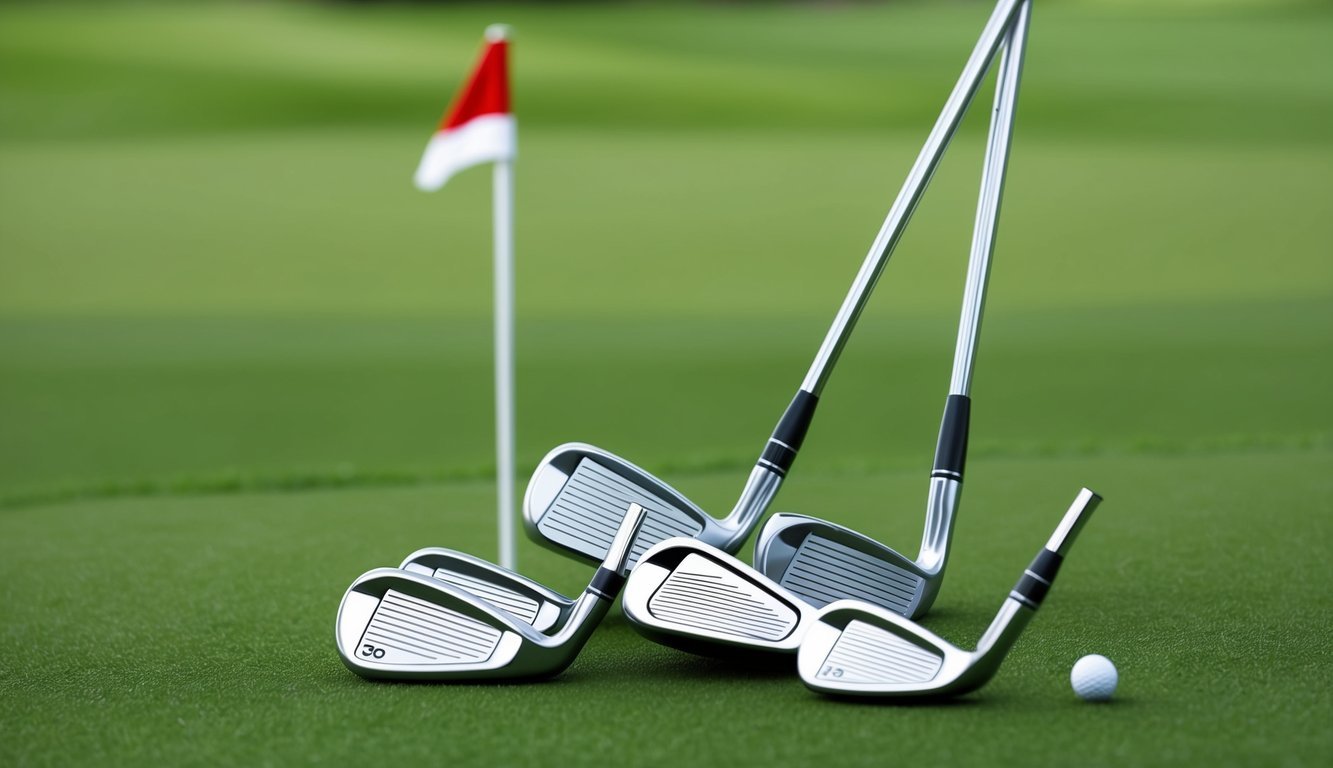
left=754, top=0, right=1032, bottom=620
left=524, top=0, right=1030, bottom=571
left=797, top=487, right=1101, bottom=699
left=620, top=485, right=1095, bottom=663
left=335, top=503, right=644, bottom=681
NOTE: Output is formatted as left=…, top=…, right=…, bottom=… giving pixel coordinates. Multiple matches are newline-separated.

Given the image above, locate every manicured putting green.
left=1, top=0, right=1330, bottom=765
left=1, top=452, right=1329, bottom=765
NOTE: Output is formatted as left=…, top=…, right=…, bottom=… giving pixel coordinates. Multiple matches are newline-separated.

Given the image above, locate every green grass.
left=2, top=452, right=1329, bottom=765
left=1, top=1, right=1331, bottom=765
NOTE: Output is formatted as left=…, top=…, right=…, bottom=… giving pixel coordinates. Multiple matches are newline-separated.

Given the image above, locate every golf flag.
left=414, top=26, right=515, bottom=191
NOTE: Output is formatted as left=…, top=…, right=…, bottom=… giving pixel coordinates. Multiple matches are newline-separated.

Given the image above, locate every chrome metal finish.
left=622, top=537, right=818, bottom=657
left=524, top=443, right=781, bottom=566
left=337, top=504, right=646, bottom=681
left=756, top=0, right=1032, bottom=621
left=950, top=0, right=1028, bottom=398
left=726, top=465, right=784, bottom=542
left=526, top=0, right=1023, bottom=573
left=798, top=485, right=1101, bottom=698
left=800, top=0, right=1024, bottom=396
left=755, top=513, right=927, bottom=617
left=1047, top=487, right=1100, bottom=556
left=918, top=476, right=961, bottom=575
left=526, top=0, right=1027, bottom=574
left=524, top=444, right=707, bottom=570
left=399, top=547, right=573, bottom=632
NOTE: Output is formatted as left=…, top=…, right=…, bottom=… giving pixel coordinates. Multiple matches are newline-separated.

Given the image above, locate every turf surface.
left=1, top=1, right=1330, bottom=765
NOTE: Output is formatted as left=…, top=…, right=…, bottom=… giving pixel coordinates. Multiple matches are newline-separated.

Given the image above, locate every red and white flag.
left=414, top=26, right=515, bottom=191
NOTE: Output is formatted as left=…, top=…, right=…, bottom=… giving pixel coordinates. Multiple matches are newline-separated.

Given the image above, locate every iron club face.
left=524, top=442, right=784, bottom=567
left=797, top=487, right=1101, bottom=698
left=753, top=480, right=958, bottom=620
left=335, top=503, right=646, bottom=681
left=622, top=537, right=818, bottom=659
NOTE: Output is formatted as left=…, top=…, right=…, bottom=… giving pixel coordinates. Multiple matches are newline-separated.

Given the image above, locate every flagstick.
left=493, top=157, right=517, bottom=570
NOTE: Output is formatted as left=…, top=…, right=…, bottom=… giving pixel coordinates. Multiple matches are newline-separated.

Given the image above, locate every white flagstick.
left=416, top=23, right=517, bottom=567
left=487, top=23, right=516, bottom=571
left=492, top=141, right=516, bottom=572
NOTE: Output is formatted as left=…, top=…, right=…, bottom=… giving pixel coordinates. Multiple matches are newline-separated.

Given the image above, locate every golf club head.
left=622, top=537, right=818, bottom=659
left=336, top=568, right=544, bottom=680
left=524, top=443, right=726, bottom=569
left=337, top=503, right=647, bottom=681
left=754, top=512, right=938, bottom=620
left=399, top=547, right=574, bottom=632
left=797, top=488, right=1103, bottom=698
left=798, top=599, right=977, bottom=697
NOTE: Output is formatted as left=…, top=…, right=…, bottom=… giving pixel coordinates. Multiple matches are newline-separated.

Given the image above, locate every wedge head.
left=623, top=537, right=816, bottom=658
left=524, top=443, right=716, bottom=568
left=756, top=514, right=934, bottom=619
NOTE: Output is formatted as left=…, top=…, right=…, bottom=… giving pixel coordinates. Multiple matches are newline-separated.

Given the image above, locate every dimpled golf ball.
left=1071, top=654, right=1118, bottom=701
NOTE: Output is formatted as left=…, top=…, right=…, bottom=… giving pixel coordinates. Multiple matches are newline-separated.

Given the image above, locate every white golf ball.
left=1071, top=654, right=1118, bottom=701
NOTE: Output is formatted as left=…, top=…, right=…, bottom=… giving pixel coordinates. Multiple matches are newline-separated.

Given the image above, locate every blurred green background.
left=1, top=0, right=1330, bottom=765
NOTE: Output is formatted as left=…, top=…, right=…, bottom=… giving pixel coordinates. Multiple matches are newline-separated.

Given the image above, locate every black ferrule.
left=759, top=442, right=796, bottom=476
left=1012, top=549, right=1063, bottom=607
left=772, top=391, right=819, bottom=452
left=931, top=394, right=971, bottom=478
left=588, top=567, right=627, bottom=600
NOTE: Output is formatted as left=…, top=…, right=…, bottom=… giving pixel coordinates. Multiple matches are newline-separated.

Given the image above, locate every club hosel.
left=972, top=597, right=1035, bottom=667
left=723, top=464, right=785, bottom=549
left=542, top=586, right=616, bottom=655
left=545, top=517, right=641, bottom=650
left=917, top=475, right=961, bottom=574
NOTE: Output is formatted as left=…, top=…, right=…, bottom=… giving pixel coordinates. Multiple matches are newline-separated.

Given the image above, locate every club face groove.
left=757, top=514, right=927, bottom=616
left=525, top=444, right=710, bottom=569
left=358, top=589, right=505, bottom=665
left=797, top=603, right=969, bottom=695
left=399, top=548, right=571, bottom=631
left=336, top=569, right=524, bottom=679
left=647, top=553, right=799, bottom=641
left=623, top=538, right=815, bottom=656
left=808, top=617, right=946, bottom=687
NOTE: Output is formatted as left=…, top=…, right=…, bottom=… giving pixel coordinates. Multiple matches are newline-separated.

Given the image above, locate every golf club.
left=335, top=503, right=644, bottom=681
left=797, top=486, right=1101, bottom=698
left=525, top=0, right=1030, bottom=570
left=754, top=0, right=1032, bottom=620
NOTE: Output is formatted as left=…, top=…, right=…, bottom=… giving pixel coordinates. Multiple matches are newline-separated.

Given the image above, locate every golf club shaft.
left=930, top=0, right=1030, bottom=486
left=735, top=0, right=1026, bottom=535
left=976, top=487, right=1102, bottom=657
left=798, top=0, right=1025, bottom=398
left=918, top=0, right=1029, bottom=572
left=950, top=1, right=1028, bottom=400
left=735, top=0, right=1023, bottom=538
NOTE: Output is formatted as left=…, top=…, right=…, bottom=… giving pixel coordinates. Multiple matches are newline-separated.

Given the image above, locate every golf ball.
left=1071, top=654, right=1118, bottom=701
